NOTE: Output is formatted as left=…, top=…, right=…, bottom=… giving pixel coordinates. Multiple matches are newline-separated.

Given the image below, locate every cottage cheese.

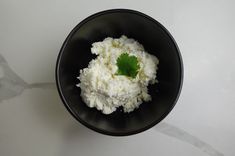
left=77, top=35, right=159, bottom=114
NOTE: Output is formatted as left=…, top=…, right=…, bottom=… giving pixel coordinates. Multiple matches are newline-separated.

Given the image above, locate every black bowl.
left=56, top=9, right=183, bottom=136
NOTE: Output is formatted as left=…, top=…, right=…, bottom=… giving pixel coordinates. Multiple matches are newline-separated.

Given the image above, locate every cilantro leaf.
left=116, top=53, right=140, bottom=78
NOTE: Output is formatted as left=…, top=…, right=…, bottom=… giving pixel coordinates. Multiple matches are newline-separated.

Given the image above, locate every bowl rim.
left=55, top=8, right=184, bottom=136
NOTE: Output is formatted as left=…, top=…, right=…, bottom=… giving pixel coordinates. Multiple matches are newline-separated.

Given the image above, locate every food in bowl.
left=77, top=35, right=159, bottom=114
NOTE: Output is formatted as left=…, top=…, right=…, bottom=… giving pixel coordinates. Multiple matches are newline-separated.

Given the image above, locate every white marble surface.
left=0, top=0, right=234, bottom=156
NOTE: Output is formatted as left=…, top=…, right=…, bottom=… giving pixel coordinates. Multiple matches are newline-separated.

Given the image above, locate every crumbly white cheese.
left=77, top=35, right=159, bottom=114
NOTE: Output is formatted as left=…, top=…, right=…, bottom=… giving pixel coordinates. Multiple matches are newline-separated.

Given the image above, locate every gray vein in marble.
left=0, top=53, right=224, bottom=155
left=27, top=82, right=56, bottom=89
left=0, top=54, right=55, bottom=102
left=155, top=122, right=224, bottom=156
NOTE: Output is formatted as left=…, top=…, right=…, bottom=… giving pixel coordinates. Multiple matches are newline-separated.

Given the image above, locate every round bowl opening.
left=56, top=9, right=183, bottom=136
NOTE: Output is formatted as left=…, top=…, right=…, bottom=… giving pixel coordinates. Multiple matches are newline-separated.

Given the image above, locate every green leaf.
left=116, top=53, right=140, bottom=78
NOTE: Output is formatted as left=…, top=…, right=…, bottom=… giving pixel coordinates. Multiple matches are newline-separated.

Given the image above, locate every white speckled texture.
left=0, top=0, right=234, bottom=156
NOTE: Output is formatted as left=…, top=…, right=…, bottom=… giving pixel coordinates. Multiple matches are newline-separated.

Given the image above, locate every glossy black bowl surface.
left=56, top=9, right=183, bottom=136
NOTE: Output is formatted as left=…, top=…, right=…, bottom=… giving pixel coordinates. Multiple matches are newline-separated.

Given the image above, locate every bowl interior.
left=56, top=10, right=182, bottom=136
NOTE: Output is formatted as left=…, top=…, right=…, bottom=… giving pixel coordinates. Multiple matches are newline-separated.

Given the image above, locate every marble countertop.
left=1, top=0, right=234, bottom=156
